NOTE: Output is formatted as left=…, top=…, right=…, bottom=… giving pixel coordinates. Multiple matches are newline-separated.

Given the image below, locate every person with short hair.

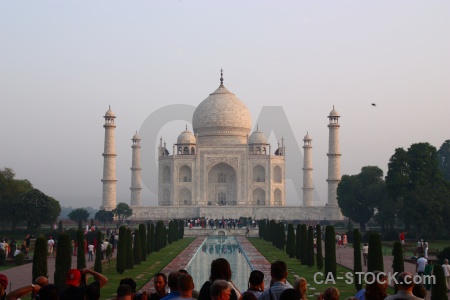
left=117, top=284, right=134, bottom=300
left=245, top=270, right=264, bottom=299
left=175, top=274, right=195, bottom=300
left=48, top=236, right=55, bottom=257
left=37, top=284, right=59, bottom=300
left=150, top=273, right=168, bottom=300
left=161, top=272, right=181, bottom=300
left=416, top=255, right=427, bottom=277
left=384, top=272, right=422, bottom=300
left=259, top=261, right=290, bottom=300
left=210, top=280, right=231, bottom=300
left=198, top=258, right=239, bottom=300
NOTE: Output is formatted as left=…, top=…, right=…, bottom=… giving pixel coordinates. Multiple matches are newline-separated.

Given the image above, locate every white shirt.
left=442, top=264, right=450, bottom=277
left=416, top=257, right=427, bottom=272
left=48, top=239, right=55, bottom=246
left=88, top=245, right=95, bottom=252
left=362, top=246, right=369, bottom=254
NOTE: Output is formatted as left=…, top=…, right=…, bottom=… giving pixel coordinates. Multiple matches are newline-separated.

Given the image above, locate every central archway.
left=207, top=162, right=237, bottom=205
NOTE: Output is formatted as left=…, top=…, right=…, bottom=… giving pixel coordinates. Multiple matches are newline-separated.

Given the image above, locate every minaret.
left=326, top=106, right=341, bottom=207
left=130, top=131, right=142, bottom=207
left=302, top=132, right=314, bottom=206
left=101, top=106, right=117, bottom=210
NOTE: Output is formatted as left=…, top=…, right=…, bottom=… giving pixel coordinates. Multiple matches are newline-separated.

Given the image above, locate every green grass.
left=248, top=238, right=395, bottom=299
left=92, top=237, right=195, bottom=300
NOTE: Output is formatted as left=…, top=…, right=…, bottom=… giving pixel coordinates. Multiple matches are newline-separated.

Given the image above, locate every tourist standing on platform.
left=443, top=259, right=450, bottom=292
left=416, top=255, right=427, bottom=276
left=362, top=243, right=369, bottom=266
left=88, top=242, right=95, bottom=261
left=150, top=273, right=168, bottom=300
left=342, top=234, right=348, bottom=248
left=48, top=236, right=55, bottom=257
left=259, top=261, right=290, bottom=300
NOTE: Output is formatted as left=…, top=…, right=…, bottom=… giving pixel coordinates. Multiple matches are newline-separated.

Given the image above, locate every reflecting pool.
left=186, top=236, right=253, bottom=292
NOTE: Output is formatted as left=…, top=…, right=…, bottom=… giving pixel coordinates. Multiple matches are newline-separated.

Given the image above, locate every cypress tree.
left=279, top=222, right=286, bottom=251
left=133, top=229, right=142, bottom=265
left=367, top=232, right=384, bottom=272
left=76, top=229, right=86, bottom=269
left=286, top=224, right=295, bottom=258
left=150, top=223, right=155, bottom=253
left=316, top=224, right=323, bottom=270
left=300, top=224, right=308, bottom=265
left=295, top=224, right=302, bottom=261
left=78, top=219, right=82, bottom=230
left=431, top=263, right=447, bottom=300
left=125, top=228, right=134, bottom=269
left=179, top=220, right=184, bottom=239
left=116, top=226, right=127, bottom=274
left=353, top=229, right=362, bottom=291
left=32, top=236, right=47, bottom=282
left=139, top=224, right=147, bottom=261
left=324, top=225, right=336, bottom=279
left=307, top=226, right=315, bottom=267
left=269, top=220, right=276, bottom=246
left=154, top=221, right=162, bottom=251
left=94, top=231, right=102, bottom=273
left=391, top=241, right=404, bottom=274
left=58, top=220, right=63, bottom=233
left=146, top=223, right=152, bottom=255
left=54, top=233, right=72, bottom=289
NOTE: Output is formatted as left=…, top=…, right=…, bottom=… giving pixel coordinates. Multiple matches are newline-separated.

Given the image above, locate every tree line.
left=337, top=140, right=450, bottom=238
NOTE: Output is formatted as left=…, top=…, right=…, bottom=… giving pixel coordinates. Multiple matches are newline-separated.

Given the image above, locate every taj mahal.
left=100, top=72, right=343, bottom=220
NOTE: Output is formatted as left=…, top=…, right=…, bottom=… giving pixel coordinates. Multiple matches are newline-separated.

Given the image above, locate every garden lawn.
left=94, top=237, right=195, bottom=300
left=248, top=238, right=394, bottom=299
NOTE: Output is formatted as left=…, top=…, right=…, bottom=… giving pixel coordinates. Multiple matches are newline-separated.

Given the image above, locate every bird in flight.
left=371, top=103, right=376, bottom=107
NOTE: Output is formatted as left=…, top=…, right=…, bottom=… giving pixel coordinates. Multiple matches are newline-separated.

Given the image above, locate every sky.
left=1, top=0, right=449, bottom=209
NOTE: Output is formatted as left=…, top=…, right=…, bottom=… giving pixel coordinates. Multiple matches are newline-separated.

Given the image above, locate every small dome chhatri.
left=329, top=105, right=340, bottom=117
left=249, top=128, right=268, bottom=144
left=177, top=127, right=196, bottom=144
left=105, top=105, right=115, bottom=117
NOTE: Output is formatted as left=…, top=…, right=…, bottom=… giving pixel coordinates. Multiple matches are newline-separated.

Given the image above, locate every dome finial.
left=220, top=68, right=224, bottom=86
left=257, top=124, right=259, bottom=131
left=186, top=124, right=188, bottom=130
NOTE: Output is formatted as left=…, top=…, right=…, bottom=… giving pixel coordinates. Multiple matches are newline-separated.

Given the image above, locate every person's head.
left=167, top=271, right=181, bottom=291
left=270, top=261, right=287, bottom=281
left=0, top=274, right=8, bottom=296
left=364, top=243, right=368, bottom=246
left=445, top=259, right=449, bottom=264
left=210, top=258, right=232, bottom=281
left=210, top=280, right=231, bottom=300
left=293, top=277, right=307, bottom=299
left=396, top=272, right=415, bottom=291
left=153, top=273, right=167, bottom=295
left=241, top=291, right=257, bottom=300
left=37, top=284, right=59, bottom=300
left=280, top=288, right=301, bottom=300
left=322, top=287, right=339, bottom=300
left=412, top=283, right=426, bottom=299
left=178, top=274, right=194, bottom=295
left=84, top=284, right=101, bottom=300
left=66, top=269, right=82, bottom=287
left=35, top=276, right=49, bottom=287
left=119, top=278, right=137, bottom=293
left=248, top=270, right=264, bottom=291
left=364, top=271, right=388, bottom=300
left=116, top=284, right=134, bottom=300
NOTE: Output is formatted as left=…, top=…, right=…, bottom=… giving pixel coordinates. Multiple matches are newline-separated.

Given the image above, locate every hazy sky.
left=1, top=1, right=449, bottom=209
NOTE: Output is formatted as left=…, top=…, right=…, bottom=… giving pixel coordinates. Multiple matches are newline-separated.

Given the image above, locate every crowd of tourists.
left=2, top=257, right=450, bottom=300
left=184, top=219, right=257, bottom=230
left=0, top=234, right=32, bottom=260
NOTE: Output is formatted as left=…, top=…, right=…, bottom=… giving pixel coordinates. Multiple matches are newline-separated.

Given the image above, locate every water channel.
left=186, top=236, right=253, bottom=292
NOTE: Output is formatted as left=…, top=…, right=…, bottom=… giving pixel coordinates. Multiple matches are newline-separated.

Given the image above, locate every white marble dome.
left=132, top=132, right=140, bottom=140
left=249, top=130, right=268, bottom=144
left=329, top=106, right=340, bottom=117
left=192, top=84, right=252, bottom=144
left=105, top=107, right=115, bottom=117
left=177, top=129, right=196, bottom=144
